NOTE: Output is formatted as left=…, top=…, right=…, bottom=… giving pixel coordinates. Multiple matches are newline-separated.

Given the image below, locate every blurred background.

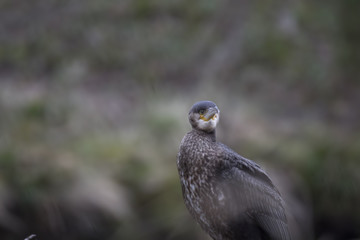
left=0, top=0, right=360, bottom=239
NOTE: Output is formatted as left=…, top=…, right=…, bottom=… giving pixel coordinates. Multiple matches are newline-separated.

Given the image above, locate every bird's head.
left=188, top=101, right=220, bottom=133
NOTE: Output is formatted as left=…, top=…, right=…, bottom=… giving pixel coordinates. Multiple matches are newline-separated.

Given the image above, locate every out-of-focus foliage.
left=0, top=0, right=359, bottom=240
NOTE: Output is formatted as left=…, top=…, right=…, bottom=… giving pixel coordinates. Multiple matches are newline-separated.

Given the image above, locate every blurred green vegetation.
left=0, top=0, right=360, bottom=240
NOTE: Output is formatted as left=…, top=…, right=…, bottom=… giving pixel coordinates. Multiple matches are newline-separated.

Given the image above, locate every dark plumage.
left=177, top=101, right=291, bottom=240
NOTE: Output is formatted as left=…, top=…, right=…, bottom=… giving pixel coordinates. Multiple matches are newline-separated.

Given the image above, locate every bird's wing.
left=215, top=145, right=291, bottom=239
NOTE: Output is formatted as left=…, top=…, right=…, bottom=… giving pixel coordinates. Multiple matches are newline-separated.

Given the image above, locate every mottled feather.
left=177, top=101, right=291, bottom=240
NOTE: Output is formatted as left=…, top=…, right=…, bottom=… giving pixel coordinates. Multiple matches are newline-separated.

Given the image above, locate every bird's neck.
left=192, top=128, right=216, bottom=142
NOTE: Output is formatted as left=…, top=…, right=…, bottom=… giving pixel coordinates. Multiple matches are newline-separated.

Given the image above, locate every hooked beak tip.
left=203, top=108, right=219, bottom=120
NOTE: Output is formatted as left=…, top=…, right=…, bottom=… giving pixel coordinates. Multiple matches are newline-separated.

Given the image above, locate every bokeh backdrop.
left=1, top=0, right=360, bottom=239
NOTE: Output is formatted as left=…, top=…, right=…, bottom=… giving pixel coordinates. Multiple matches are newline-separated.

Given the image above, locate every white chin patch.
left=198, top=114, right=219, bottom=132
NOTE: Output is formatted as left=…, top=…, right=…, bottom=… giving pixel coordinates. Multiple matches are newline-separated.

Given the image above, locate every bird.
left=176, top=101, right=291, bottom=240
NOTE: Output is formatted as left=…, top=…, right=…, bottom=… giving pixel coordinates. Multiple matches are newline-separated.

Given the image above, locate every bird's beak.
left=201, top=107, right=219, bottom=121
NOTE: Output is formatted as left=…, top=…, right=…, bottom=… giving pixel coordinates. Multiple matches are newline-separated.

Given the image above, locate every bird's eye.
left=199, top=109, right=205, bottom=115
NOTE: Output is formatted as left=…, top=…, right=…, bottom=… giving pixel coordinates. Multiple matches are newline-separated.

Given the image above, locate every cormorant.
left=177, top=101, right=291, bottom=240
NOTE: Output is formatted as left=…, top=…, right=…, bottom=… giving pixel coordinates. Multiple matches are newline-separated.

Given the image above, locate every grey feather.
left=177, top=101, right=291, bottom=240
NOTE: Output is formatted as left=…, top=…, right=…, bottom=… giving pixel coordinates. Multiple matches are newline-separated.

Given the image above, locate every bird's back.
left=177, top=130, right=291, bottom=240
